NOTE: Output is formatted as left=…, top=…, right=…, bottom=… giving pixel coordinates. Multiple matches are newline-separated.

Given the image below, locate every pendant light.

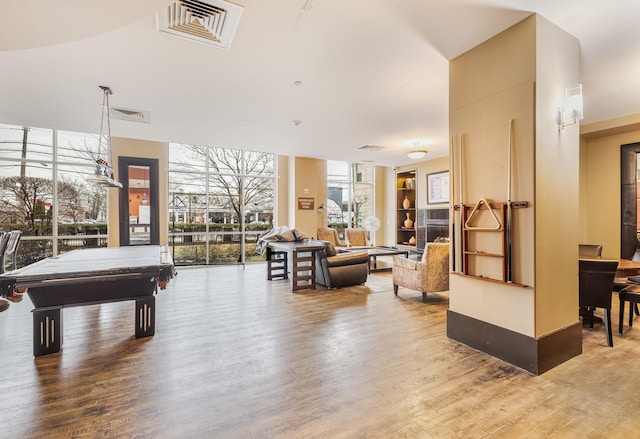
left=86, top=85, right=123, bottom=188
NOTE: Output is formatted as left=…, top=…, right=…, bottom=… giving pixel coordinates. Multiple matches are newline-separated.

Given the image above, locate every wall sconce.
left=557, top=83, right=583, bottom=130
left=407, top=150, right=427, bottom=160
left=317, top=203, right=326, bottom=213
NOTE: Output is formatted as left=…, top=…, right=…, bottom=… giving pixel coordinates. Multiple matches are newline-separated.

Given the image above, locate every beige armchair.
left=392, top=242, right=450, bottom=302
left=317, top=228, right=347, bottom=251
left=345, top=228, right=369, bottom=248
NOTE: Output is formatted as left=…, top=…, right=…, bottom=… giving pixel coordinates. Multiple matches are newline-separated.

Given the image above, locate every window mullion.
left=52, top=129, right=59, bottom=255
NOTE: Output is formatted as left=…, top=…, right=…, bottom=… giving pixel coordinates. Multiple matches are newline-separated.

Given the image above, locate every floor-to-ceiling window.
left=327, top=160, right=373, bottom=241
left=0, top=123, right=109, bottom=267
left=168, top=144, right=275, bottom=265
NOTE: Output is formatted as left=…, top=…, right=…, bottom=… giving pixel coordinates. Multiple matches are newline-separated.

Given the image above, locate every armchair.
left=317, top=228, right=346, bottom=251
left=345, top=228, right=369, bottom=248
left=392, top=242, right=449, bottom=302
left=315, top=242, right=369, bottom=289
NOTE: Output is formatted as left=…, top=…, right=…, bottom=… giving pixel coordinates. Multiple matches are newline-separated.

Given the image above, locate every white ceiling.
left=0, top=0, right=638, bottom=167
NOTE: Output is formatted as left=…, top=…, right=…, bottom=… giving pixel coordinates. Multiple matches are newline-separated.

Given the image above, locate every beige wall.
left=286, top=157, right=327, bottom=238
left=108, top=137, right=169, bottom=247
left=276, top=155, right=289, bottom=227
left=448, top=14, right=580, bottom=338
left=278, top=157, right=384, bottom=242
left=580, top=114, right=640, bottom=257
left=533, top=16, right=581, bottom=337
left=373, top=165, right=387, bottom=246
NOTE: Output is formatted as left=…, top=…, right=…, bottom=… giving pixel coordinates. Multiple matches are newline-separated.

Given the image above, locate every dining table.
left=578, top=255, right=640, bottom=278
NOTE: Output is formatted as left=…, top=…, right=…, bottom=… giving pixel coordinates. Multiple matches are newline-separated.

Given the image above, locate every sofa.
left=315, top=241, right=369, bottom=288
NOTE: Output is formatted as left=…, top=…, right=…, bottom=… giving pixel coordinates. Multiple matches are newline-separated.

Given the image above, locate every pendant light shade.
left=87, top=85, right=123, bottom=188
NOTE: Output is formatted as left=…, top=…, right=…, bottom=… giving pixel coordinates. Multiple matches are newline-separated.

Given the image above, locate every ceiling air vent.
left=110, top=107, right=151, bottom=124
left=156, top=0, right=244, bottom=50
left=356, top=145, right=385, bottom=152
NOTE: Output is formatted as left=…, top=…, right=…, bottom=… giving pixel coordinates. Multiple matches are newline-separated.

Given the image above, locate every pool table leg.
left=33, top=307, right=62, bottom=357
left=135, top=296, right=155, bottom=338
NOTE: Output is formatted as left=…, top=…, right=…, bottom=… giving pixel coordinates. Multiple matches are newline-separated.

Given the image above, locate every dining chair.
left=0, top=230, right=22, bottom=273
left=579, top=244, right=603, bottom=257
left=618, top=285, right=640, bottom=334
left=579, top=259, right=618, bottom=347
left=0, top=232, right=11, bottom=274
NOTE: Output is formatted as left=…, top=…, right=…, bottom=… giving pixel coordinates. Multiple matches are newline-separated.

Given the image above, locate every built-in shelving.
left=396, top=170, right=417, bottom=250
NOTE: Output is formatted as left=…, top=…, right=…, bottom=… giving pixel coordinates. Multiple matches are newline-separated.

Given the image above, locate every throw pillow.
left=324, top=242, right=337, bottom=256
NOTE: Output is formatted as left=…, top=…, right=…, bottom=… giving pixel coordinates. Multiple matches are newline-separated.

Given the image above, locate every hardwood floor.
left=2, top=263, right=640, bottom=438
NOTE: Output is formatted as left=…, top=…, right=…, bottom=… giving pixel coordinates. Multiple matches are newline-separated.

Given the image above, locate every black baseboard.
left=446, top=310, right=582, bottom=375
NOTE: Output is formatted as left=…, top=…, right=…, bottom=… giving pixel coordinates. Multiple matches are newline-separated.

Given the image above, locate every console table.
left=266, top=240, right=327, bottom=292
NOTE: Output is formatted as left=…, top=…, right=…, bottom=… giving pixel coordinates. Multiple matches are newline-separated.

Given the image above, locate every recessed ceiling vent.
left=156, top=0, right=244, bottom=50
left=110, top=107, right=151, bottom=124
left=356, top=144, right=385, bottom=152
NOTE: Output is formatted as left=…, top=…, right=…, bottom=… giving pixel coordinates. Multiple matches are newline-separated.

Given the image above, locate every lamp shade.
left=564, top=84, right=584, bottom=122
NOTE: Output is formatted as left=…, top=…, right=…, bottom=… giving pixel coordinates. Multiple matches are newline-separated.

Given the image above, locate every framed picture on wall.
left=427, top=171, right=450, bottom=204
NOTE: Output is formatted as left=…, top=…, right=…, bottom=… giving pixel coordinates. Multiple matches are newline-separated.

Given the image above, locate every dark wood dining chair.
left=579, top=244, right=603, bottom=257
left=579, top=259, right=618, bottom=347
left=618, top=286, right=640, bottom=334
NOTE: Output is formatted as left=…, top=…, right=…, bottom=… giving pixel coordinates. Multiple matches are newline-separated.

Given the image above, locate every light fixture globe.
left=407, top=149, right=427, bottom=160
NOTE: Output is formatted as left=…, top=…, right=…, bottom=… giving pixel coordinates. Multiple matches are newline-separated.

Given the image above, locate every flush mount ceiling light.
left=86, top=85, right=123, bottom=189
left=407, top=150, right=427, bottom=160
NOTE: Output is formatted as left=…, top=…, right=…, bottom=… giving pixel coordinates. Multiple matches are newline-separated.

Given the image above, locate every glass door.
left=119, top=157, right=159, bottom=246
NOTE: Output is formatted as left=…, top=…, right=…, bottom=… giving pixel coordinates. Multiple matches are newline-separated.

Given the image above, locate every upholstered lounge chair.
left=315, top=242, right=368, bottom=289
left=392, top=242, right=449, bottom=302
left=345, top=228, right=369, bottom=248
left=317, top=228, right=347, bottom=251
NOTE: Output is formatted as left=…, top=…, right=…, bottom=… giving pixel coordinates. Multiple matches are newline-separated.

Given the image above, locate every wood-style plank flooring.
left=2, top=263, right=640, bottom=438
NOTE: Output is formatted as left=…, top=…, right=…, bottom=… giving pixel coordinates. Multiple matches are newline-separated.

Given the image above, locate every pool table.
left=0, top=245, right=175, bottom=356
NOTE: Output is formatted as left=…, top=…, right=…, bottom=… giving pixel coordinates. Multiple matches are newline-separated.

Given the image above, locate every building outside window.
left=168, top=144, right=275, bottom=265
left=327, top=160, right=373, bottom=240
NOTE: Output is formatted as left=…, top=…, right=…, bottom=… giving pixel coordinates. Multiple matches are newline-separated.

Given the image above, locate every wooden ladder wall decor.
left=454, top=200, right=528, bottom=286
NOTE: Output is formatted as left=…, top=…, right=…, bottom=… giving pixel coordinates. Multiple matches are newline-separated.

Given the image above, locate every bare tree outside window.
left=168, top=144, right=275, bottom=265
left=171, top=145, right=274, bottom=226
left=58, top=177, right=87, bottom=224
left=0, top=176, right=53, bottom=230
left=0, top=123, right=111, bottom=267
